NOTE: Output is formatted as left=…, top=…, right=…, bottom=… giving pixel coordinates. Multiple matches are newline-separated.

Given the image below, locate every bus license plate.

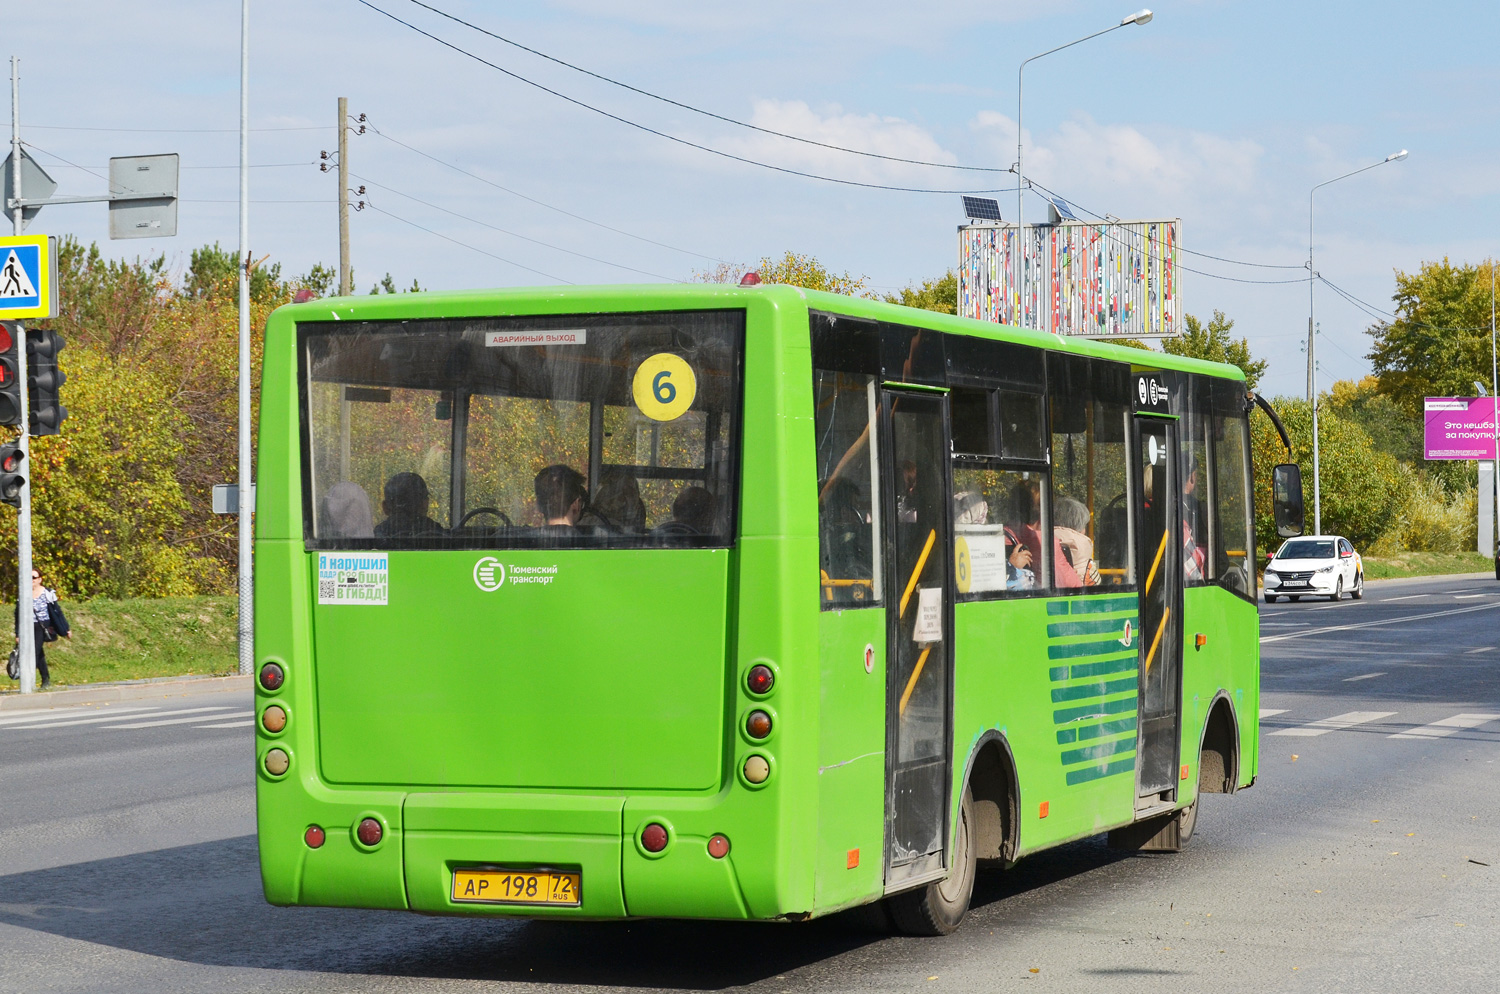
left=451, top=868, right=581, bottom=906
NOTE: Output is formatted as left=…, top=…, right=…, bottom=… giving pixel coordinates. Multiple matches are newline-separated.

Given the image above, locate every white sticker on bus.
left=318, top=553, right=388, bottom=605
left=485, top=329, right=587, bottom=348
left=914, top=587, right=943, bottom=643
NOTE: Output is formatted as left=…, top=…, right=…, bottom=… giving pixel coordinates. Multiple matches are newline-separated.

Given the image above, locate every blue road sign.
left=0, top=235, right=55, bottom=320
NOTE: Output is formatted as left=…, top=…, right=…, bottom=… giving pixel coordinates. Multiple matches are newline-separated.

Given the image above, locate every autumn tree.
left=1163, top=310, right=1267, bottom=391
left=884, top=271, right=957, bottom=314
left=1368, top=258, right=1499, bottom=415
left=694, top=251, right=870, bottom=296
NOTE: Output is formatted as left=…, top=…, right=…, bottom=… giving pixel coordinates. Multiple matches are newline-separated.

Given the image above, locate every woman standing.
left=13, top=569, right=69, bottom=689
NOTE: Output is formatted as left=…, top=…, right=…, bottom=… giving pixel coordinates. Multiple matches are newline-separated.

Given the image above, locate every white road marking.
left=1454, top=594, right=1488, bottom=600
left=193, top=719, right=256, bottom=729
left=0, top=705, right=159, bottom=726
left=1343, top=672, right=1387, bottom=682
left=1466, top=647, right=1496, bottom=654
left=102, top=707, right=243, bottom=729
left=0, top=708, right=173, bottom=729
left=1379, top=594, right=1429, bottom=602
left=1260, top=602, right=1500, bottom=643
left=1390, top=714, right=1500, bottom=740
left=1259, top=709, right=1289, bottom=718
left=1271, top=711, right=1397, bottom=737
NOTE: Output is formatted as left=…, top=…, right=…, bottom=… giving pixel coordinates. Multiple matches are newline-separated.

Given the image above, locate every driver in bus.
left=374, top=472, right=446, bottom=538
left=534, top=464, right=589, bottom=531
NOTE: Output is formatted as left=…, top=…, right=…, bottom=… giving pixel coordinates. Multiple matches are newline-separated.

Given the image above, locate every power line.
left=400, top=0, right=1010, bottom=175
left=366, top=123, right=725, bottom=263
left=353, top=172, right=681, bottom=281
left=363, top=200, right=574, bottom=284
left=352, top=0, right=1019, bottom=195
left=1318, top=274, right=1491, bottom=333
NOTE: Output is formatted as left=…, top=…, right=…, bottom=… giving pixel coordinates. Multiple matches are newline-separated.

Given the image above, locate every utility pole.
left=236, top=1, right=253, bottom=677
left=338, top=96, right=350, bottom=297
left=10, top=57, right=35, bottom=693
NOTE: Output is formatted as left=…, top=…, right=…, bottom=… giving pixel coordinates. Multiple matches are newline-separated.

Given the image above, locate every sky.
left=9, top=0, right=1500, bottom=397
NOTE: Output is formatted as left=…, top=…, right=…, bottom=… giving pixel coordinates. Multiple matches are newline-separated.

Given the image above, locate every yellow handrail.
left=899, top=529, right=937, bottom=619
left=899, top=646, right=932, bottom=716
left=1144, top=530, right=1168, bottom=597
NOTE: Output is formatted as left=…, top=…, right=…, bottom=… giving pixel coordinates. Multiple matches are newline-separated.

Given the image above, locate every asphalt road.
left=2, top=573, right=1498, bottom=993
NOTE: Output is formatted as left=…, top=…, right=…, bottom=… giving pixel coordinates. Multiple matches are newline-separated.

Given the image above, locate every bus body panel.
left=1178, top=584, right=1260, bottom=790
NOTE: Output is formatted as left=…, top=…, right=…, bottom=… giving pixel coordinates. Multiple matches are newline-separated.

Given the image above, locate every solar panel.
left=1050, top=197, right=1079, bottom=221
left=961, top=196, right=1002, bottom=222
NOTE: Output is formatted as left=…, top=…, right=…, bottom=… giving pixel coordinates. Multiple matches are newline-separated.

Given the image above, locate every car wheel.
left=886, top=788, right=976, bottom=935
left=1351, top=572, right=1363, bottom=600
left=1264, top=593, right=1279, bottom=604
left=1332, top=576, right=1343, bottom=601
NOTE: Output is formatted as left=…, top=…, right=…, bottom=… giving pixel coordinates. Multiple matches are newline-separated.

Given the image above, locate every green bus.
left=254, top=283, right=1264, bottom=934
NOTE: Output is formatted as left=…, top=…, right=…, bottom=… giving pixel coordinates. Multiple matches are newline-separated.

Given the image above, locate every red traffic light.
left=1, top=448, right=21, bottom=474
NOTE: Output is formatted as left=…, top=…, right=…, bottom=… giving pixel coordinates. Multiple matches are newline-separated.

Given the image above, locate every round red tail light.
left=641, top=822, right=668, bottom=853
left=258, top=662, right=284, bottom=691
left=707, top=834, right=730, bottom=859
left=356, top=817, right=383, bottom=847
left=746, top=665, right=774, bottom=695
left=746, top=710, right=772, bottom=739
left=304, top=825, right=326, bottom=849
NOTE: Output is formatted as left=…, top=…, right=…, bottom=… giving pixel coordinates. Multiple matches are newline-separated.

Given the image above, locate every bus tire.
left=886, top=788, right=976, bottom=936
left=1177, top=798, right=1197, bottom=846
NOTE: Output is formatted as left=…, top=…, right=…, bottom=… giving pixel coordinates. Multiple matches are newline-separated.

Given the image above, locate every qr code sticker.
left=319, top=580, right=335, bottom=600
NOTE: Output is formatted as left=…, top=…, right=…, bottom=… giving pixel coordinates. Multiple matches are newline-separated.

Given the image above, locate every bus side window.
left=1210, top=397, right=1254, bottom=597
left=814, top=370, right=882, bottom=609
left=1049, top=357, right=1135, bottom=590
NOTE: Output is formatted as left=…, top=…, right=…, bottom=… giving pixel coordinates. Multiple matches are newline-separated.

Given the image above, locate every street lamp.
left=1307, top=149, right=1407, bottom=535
left=1015, top=9, right=1152, bottom=329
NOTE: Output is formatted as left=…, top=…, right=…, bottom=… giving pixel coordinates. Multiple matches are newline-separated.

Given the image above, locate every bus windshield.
left=300, top=310, right=744, bottom=549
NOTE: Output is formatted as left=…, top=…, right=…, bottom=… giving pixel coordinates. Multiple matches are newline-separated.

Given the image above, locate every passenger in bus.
left=322, top=481, right=373, bottom=539
left=897, top=459, right=919, bottom=523
left=587, top=469, right=646, bottom=533
left=534, top=464, right=588, bottom=531
left=670, top=486, right=717, bottom=534
left=1003, top=527, right=1035, bottom=590
left=1182, top=457, right=1207, bottom=580
left=1054, top=497, right=1101, bottom=587
left=1008, top=479, right=1081, bottom=587
left=953, top=490, right=987, bottom=526
left=374, top=472, right=446, bottom=538
left=822, top=476, right=872, bottom=578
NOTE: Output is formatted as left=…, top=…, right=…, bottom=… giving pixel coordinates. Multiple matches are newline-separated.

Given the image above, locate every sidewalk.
left=0, top=673, right=251, bottom=712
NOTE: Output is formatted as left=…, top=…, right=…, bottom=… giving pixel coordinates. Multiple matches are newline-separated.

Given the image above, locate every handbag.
left=6, top=648, right=18, bottom=681
left=39, top=623, right=59, bottom=643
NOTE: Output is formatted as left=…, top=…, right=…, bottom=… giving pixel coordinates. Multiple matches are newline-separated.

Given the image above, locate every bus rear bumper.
left=404, top=792, right=628, bottom=918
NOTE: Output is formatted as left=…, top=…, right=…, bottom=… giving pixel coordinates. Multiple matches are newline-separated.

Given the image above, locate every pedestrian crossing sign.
left=0, top=234, right=57, bottom=320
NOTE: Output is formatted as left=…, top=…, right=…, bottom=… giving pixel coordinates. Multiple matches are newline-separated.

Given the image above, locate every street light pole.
left=1016, top=9, right=1152, bottom=330
left=237, top=0, right=253, bottom=676
left=1307, top=149, right=1407, bottom=535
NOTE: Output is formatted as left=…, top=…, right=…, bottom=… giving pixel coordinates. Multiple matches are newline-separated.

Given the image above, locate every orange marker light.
left=846, top=848, right=860, bottom=869
left=1195, top=633, right=1207, bottom=650
left=1039, top=801, right=1050, bottom=818
left=1181, top=764, right=1190, bottom=781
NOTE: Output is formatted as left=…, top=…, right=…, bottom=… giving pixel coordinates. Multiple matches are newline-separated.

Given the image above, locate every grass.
left=4, top=595, right=237, bottom=691
left=1360, top=551, right=1496, bottom=580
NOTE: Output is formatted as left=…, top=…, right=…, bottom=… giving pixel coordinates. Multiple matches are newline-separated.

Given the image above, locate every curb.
left=0, top=674, right=251, bottom=712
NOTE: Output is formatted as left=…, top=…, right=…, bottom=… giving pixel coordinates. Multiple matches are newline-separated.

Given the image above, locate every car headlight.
left=1316, top=565, right=1336, bottom=573
left=1264, top=572, right=1280, bottom=584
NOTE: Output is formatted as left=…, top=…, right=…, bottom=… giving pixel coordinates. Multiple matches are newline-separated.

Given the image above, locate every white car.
left=1263, top=535, right=1364, bottom=602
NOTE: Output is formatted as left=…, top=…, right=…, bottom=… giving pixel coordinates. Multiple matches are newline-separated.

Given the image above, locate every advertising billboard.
left=1424, top=397, right=1500, bottom=460
left=958, top=219, right=1181, bottom=338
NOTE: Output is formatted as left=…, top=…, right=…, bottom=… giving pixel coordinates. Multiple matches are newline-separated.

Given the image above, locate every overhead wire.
left=399, top=0, right=1012, bottom=175
left=352, top=172, right=681, bottom=281
left=363, top=198, right=574, bottom=284
left=351, top=0, right=1018, bottom=195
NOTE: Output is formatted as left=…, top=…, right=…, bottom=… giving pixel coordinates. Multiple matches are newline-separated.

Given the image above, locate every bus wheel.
left=886, top=788, right=976, bottom=936
left=1177, top=799, right=1197, bottom=846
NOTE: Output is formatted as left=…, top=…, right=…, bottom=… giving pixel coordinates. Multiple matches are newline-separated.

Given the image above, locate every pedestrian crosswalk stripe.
left=1259, top=709, right=1288, bottom=719
left=194, top=719, right=255, bottom=729
left=0, top=705, right=159, bottom=726
left=1270, top=711, right=1397, bottom=737
left=1389, top=713, right=1500, bottom=740
left=0, top=708, right=194, bottom=729
left=106, top=708, right=252, bottom=729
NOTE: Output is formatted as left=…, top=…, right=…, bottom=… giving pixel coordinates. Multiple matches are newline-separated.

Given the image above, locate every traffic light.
left=0, top=322, right=20, bottom=427
left=26, top=328, right=66, bottom=436
left=0, top=442, right=23, bottom=508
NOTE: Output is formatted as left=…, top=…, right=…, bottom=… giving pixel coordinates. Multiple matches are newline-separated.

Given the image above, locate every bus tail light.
left=745, top=710, right=772, bottom=739
left=259, top=662, right=284, bottom=691
left=357, top=818, right=383, bottom=847
left=746, top=665, right=774, bottom=695
left=305, top=825, right=325, bottom=849
left=641, top=823, right=668, bottom=853
left=708, top=834, right=730, bottom=858
left=743, top=755, right=770, bottom=784
left=261, top=705, right=287, bottom=733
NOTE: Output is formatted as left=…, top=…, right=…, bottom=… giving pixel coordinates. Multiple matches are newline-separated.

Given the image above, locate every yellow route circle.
left=632, top=353, right=697, bottom=422
left=954, top=536, right=972, bottom=595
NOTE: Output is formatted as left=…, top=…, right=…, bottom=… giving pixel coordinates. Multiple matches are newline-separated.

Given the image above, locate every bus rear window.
left=299, top=310, right=744, bottom=549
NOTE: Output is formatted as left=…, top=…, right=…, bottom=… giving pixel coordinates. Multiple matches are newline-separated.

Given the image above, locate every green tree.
left=884, top=271, right=957, bottom=314
left=694, top=251, right=869, bottom=296
left=1368, top=258, right=1498, bottom=416
left=1249, top=397, right=1406, bottom=550
left=1163, top=310, right=1268, bottom=391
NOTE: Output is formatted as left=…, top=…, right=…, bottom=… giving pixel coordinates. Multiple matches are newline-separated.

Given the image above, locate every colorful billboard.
left=958, top=219, right=1181, bottom=338
left=1424, top=397, right=1500, bottom=460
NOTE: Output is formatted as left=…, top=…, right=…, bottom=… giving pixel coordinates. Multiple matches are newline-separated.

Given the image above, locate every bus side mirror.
left=1272, top=463, right=1305, bottom=538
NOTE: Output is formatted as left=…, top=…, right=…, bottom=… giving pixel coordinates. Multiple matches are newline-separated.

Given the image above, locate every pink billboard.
left=1424, top=397, right=1500, bottom=460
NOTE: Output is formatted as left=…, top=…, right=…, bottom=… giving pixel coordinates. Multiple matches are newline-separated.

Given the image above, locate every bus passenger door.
left=880, top=389, right=954, bottom=889
left=1132, top=416, right=1183, bottom=808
